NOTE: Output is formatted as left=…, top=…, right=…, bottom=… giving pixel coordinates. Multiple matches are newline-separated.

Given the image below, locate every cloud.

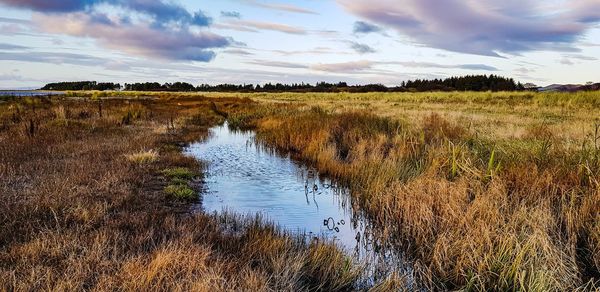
left=0, top=72, right=48, bottom=86
left=270, top=47, right=349, bottom=56
left=0, top=16, right=31, bottom=35
left=86, top=57, right=372, bottom=87
left=558, top=53, right=598, bottom=66
left=213, top=23, right=258, bottom=33
left=221, top=20, right=306, bottom=34
left=581, top=42, right=600, bottom=47
left=387, top=61, right=499, bottom=71
left=353, top=21, right=382, bottom=34
left=0, top=43, right=28, bottom=50
left=312, top=30, right=340, bottom=37
left=221, top=11, right=242, bottom=18
left=190, top=11, right=212, bottom=26
left=0, top=51, right=106, bottom=66
left=242, top=59, right=378, bottom=73
left=560, top=58, right=575, bottom=65
left=0, top=24, right=26, bottom=35
left=223, top=49, right=254, bottom=56
left=246, top=60, right=309, bottom=69
left=235, top=57, right=500, bottom=74
left=0, top=0, right=100, bottom=12
left=33, top=12, right=230, bottom=61
left=0, top=0, right=232, bottom=61
left=0, top=16, right=30, bottom=24
left=0, top=0, right=212, bottom=26
left=0, top=72, right=25, bottom=81
left=515, top=67, right=535, bottom=74
left=241, top=0, right=317, bottom=15
left=349, top=42, right=376, bottom=54
left=565, top=54, right=598, bottom=61
left=311, top=60, right=374, bottom=73
left=309, top=60, right=498, bottom=73
left=338, top=0, right=600, bottom=56
left=457, top=64, right=499, bottom=71
left=117, top=0, right=212, bottom=26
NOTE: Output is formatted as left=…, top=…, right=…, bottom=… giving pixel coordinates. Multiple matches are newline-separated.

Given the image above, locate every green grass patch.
left=162, top=167, right=196, bottom=180
left=169, top=177, right=189, bottom=186
left=161, top=167, right=198, bottom=201
left=164, top=184, right=196, bottom=200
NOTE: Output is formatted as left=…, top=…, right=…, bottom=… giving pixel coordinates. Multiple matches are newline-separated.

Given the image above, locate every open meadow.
left=1, top=91, right=599, bottom=291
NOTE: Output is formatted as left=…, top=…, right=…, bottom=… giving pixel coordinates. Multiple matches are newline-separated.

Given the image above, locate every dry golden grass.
left=0, top=96, right=368, bottom=291
left=216, top=91, right=600, bottom=291
left=2, top=90, right=599, bottom=291
left=126, top=149, right=159, bottom=164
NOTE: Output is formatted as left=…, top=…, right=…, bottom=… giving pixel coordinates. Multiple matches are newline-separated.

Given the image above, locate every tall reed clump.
left=234, top=105, right=600, bottom=291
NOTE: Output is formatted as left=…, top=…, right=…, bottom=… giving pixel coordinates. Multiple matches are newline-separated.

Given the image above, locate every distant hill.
left=539, top=83, right=600, bottom=92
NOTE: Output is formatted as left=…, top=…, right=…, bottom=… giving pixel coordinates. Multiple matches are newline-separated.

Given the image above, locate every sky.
left=0, top=0, right=599, bottom=89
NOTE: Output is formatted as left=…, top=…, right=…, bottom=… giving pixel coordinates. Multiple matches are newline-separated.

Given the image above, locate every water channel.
left=185, top=122, right=415, bottom=286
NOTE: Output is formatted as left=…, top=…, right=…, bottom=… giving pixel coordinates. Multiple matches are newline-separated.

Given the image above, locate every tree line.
left=41, top=81, right=121, bottom=91
left=402, top=75, right=523, bottom=91
left=41, top=75, right=525, bottom=92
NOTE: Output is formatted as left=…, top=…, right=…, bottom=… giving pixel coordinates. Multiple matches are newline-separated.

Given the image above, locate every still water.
left=0, top=91, right=62, bottom=97
left=185, top=122, right=414, bottom=285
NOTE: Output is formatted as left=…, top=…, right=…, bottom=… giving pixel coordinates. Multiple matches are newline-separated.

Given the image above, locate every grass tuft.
left=126, top=149, right=159, bottom=164
left=162, top=167, right=196, bottom=180
left=164, top=184, right=196, bottom=200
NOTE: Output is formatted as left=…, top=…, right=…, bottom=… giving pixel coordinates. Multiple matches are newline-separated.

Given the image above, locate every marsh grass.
left=2, top=91, right=598, bottom=291
left=161, top=167, right=198, bottom=201
left=164, top=184, right=196, bottom=200
left=162, top=167, right=196, bottom=180
left=220, top=95, right=600, bottom=291
left=0, top=95, right=364, bottom=291
left=126, top=149, right=159, bottom=164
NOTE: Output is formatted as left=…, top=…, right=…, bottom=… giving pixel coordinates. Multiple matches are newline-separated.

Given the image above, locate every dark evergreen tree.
left=42, top=75, right=525, bottom=93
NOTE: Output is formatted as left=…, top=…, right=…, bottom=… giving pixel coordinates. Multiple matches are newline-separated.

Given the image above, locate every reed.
left=2, top=90, right=598, bottom=291
left=0, top=96, right=363, bottom=291
left=221, top=94, right=600, bottom=290
left=126, top=149, right=159, bottom=164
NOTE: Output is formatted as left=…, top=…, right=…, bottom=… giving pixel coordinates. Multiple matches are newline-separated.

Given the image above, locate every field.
left=1, top=91, right=599, bottom=291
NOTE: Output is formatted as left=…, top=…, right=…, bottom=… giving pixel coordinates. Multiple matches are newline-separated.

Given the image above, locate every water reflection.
left=185, top=122, right=413, bottom=285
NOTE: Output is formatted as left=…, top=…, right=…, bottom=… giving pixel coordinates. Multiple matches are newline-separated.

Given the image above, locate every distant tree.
left=404, top=75, right=522, bottom=92
left=43, top=75, right=526, bottom=93
left=41, top=81, right=120, bottom=91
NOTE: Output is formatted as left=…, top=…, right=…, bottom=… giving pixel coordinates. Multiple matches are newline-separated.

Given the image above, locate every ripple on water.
left=185, top=122, right=416, bottom=287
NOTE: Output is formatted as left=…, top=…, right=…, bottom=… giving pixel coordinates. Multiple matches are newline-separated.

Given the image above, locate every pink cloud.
left=33, top=12, right=229, bottom=61
left=337, top=0, right=600, bottom=56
